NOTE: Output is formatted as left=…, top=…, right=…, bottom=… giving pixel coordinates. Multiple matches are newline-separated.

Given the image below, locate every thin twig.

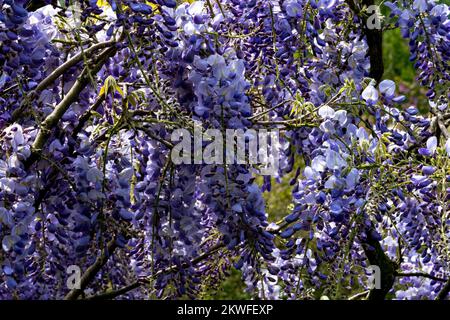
left=64, top=238, right=118, bottom=300
left=25, top=46, right=117, bottom=169
left=436, top=278, right=450, bottom=300
left=11, top=41, right=116, bottom=122
left=395, top=272, right=447, bottom=283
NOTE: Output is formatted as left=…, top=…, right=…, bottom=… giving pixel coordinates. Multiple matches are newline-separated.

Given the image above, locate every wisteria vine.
left=0, top=0, right=449, bottom=300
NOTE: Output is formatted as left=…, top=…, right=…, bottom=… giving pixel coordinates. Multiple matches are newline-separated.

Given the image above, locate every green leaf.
left=99, top=76, right=122, bottom=97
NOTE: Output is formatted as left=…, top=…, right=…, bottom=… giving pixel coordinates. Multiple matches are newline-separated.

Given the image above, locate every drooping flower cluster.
left=385, top=0, right=450, bottom=100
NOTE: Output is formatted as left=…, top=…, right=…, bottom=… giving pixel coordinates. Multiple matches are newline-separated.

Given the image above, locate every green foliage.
left=203, top=269, right=252, bottom=300
left=383, top=29, right=416, bottom=83
left=382, top=29, right=429, bottom=113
